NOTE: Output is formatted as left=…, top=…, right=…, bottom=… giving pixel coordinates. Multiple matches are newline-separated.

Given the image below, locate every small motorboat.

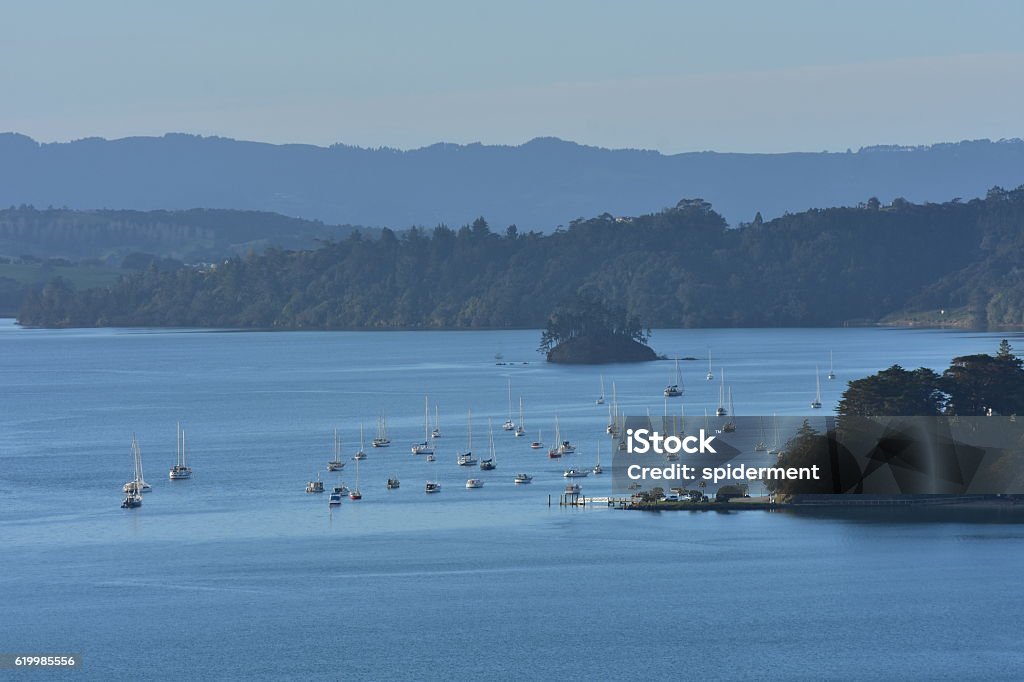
left=387, top=477, right=400, bottom=490
left=465, top=478, right=485, bottom=489
left=514, top=473, right=533, bottom=484
left=425, top=481, right=441, bottom=494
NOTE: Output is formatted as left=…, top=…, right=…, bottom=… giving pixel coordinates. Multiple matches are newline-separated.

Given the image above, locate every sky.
left=2, top=0, right=1023, bottom=153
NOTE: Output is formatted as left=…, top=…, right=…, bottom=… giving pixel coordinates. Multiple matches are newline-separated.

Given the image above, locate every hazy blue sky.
left=3, top=0, right=1023, bottom=152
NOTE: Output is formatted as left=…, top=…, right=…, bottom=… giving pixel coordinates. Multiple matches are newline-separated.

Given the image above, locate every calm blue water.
left=2, top=320, right=1024, bottom=679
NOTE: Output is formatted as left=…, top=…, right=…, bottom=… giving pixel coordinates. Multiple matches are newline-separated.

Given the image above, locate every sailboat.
left=354, top=422, right=367, bottom=460
left=431, top=405, right=441, bottom=439
left=557, top=418, right=576, bottom=455
left=592, top=442, right=603, bottom=475
left=664, top=358, right=683, bottom=397
left=327, top=428, right=345, bottom=471
left=606, top=382, right=620, bottom=435
left=123, top=433, right=151, bottom=494
left=754, top=416, right=768, bottom=451
left=722, top=388, right=736, bottom=432
left=121, top=434, right=144, bottom=508
left=480, top=420, right=497, bottom=470
left=827, top=350, right=836, bottom=380
left=596, top=375, right=606, bottom=405
left=411, top=396, right=435, bottom=455
left=457, top=409, right=477, bottom=466
left=514, top=397, right=526, bottom=437
left=715, top=370, right=728, bottom=417
left=706, top=349, right=714, bottom=381
left=169, top=422, right=192, bottom=479
left=811, top=366, right=823, bottom=409
left=349, top=454, right=362, bottom=499
left=548, top=417, right=563, bottom=459
left=530, top=429, right=544, bottom=449
left=371, top=413, right=390, bottom=448
left=765, top=411, right=778, bottom=454
left=502, top=378, right=515, bottom=431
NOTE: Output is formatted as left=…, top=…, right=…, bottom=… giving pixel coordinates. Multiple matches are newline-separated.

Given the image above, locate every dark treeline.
left=17, top=187, right=1024, bottom=329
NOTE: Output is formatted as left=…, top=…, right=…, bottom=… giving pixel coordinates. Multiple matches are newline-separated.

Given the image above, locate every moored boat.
left=169, top=422, right=192, bottom=480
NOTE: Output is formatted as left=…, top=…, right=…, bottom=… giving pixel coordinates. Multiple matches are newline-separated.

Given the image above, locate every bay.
left=2, top=320, right=1023, bottom=679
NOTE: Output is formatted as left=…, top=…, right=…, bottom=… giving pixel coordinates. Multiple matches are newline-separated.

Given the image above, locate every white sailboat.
left=480, top=420, right=497, bottom=470
left=767, top=413, right=781, bottom=456
left=827, top=350, right=836, bottom=380
left=431, top=404, right=441, bottom=439
left=722, top=388, right=736, bottom=432
left=349, top=455, right=362, bottom=500
left=530, top=429, right=544, bottom=449
left=123, top=433, right=151, bottom=494
left=327, top=428, right=345, bottom=471
left=754, top=416, right=768, bottom=451
left=169, top=422, right=192, bottom=479
left=371, top=413, right=390, bottom=448
left=502, top=378, right=515, bottom=431
left=121, top=434, right=144, bottom=507
left=811, top=366, right=823, bottom=409
left=596, top=375, right=606, bottom=405
left=664, top=357, right=683, bottom=397
left=353, top=422, right=367, bottom=460
left=457, top=409, right=477, bottom=466
left=607, top=382, right=620, bottom=435
left=592, top=442, right=603, bottom=475
left=548, top=417, right=562, bottom=459
left=411, top=396, right=435, bottom=455
left=706, top=349, right=714, bottom=381
left=514, top=397, right=526, bottom=437
left=557, top=418, right=576, bottom=455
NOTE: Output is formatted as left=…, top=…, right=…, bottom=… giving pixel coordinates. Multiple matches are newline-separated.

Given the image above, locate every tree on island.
left=942, top=340, right=1024, bottom=416
left=836, top=365, right=945, bottom=417
left=835, top=340, right=1024, bottom=417
left=539, top=290, right=655, bottom=364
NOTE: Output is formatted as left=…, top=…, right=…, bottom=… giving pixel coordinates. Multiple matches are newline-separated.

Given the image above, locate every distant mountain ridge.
left=2, top=133, right=1024, bottom=230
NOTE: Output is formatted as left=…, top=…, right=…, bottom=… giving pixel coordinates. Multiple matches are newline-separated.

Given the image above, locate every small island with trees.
left=539, top=291, right=657, bottom=364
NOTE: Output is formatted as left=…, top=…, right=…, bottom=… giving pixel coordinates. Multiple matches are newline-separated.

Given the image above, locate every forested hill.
left=3, top=133, right=1024, bottom=229
left=17, top=188, right=1024, bottom=330
left=0, top=206, right=370, bottom=262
